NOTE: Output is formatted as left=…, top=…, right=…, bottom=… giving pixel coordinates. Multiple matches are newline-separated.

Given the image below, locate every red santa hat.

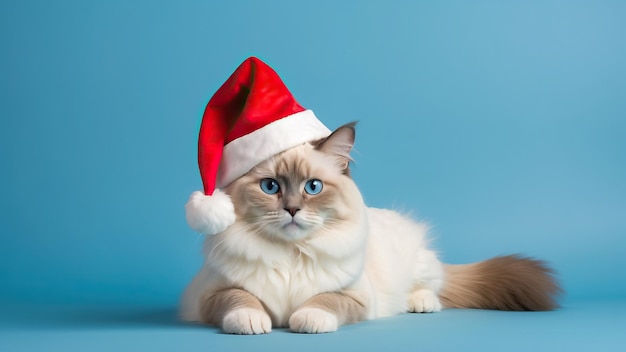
left=185, top=57, right=331, bottom=235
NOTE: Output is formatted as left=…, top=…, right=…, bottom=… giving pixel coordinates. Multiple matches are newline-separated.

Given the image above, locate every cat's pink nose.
left=284, top=208, right=300, bottom=217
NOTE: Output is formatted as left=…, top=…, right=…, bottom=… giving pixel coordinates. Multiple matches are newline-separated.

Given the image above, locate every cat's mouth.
left=278, top=217, right=311, bottom=240
left=283, top=218, right=304, bottom=230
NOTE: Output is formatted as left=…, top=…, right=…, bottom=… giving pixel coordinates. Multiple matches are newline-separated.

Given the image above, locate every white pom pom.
left=185, top=189, right=236, bottom=235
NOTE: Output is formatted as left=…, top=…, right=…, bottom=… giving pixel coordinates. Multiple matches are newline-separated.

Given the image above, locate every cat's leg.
left=289, top=291, right=368, bottom=333
left=408, top=248, right=445, bottom=313
left=200, top=288, right=272, bottom=334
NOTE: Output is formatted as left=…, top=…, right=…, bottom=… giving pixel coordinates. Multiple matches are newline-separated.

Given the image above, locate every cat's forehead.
left=252, top=144, right=334, bottom=179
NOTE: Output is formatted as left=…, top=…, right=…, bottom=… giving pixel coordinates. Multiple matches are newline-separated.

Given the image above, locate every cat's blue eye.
left=304, top=179, right=323, bottom=195
left=260, top=178, right=280, bottom=194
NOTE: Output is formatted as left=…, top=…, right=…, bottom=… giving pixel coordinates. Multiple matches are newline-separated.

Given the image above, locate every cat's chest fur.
left=204, top=228, right=367, bottom=326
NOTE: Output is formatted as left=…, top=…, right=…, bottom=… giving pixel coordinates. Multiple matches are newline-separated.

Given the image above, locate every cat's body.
left=181, top=123, right=561, bottom=334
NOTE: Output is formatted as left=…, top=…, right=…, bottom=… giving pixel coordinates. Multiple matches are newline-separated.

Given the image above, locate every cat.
left=180, top=122, right=562, bottom=334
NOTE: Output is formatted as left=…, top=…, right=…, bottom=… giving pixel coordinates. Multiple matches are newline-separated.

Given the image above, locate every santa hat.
left=186, top=57, right=331, bottom=235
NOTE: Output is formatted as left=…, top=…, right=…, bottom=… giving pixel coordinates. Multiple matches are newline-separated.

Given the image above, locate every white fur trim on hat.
left=216, top=110, right=331, bottom=189
left=185, top=189, right=236, bottom=235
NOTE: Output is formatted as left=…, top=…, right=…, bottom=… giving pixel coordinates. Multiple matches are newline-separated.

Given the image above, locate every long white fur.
left=180, top=183, right=444, bottom=325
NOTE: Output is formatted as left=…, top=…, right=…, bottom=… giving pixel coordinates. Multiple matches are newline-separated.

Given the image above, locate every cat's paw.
left=408, top=289, right=442, bottom=313
left=289, top=308, right=338, bottom=333
left=222, top=308, right=272, bottom=334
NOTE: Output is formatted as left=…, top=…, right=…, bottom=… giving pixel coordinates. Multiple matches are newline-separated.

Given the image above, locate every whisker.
left=206, top=235, right=228, bottom=260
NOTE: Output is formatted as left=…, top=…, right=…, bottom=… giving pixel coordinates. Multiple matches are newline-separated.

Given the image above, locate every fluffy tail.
left=439, top=255, right=563, bottom=311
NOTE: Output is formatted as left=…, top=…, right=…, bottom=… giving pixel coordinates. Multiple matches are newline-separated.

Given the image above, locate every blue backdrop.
left=1, top=1, right=625, bottom=348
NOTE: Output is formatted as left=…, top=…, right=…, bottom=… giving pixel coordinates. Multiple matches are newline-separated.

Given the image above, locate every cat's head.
left=224, top=123, right=363, bottom=242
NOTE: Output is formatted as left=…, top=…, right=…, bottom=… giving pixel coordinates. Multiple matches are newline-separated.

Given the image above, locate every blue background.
left=1, top=1, right=625, bottom=351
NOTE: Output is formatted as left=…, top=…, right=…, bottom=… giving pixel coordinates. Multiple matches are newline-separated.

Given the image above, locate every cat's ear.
left=315, top=122, right=356, bottom=171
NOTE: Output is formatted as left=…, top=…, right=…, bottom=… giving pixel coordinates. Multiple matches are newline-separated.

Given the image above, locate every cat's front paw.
left=408, top=289, right=442, bottom=313
left=222, top=308, right=272, bottom=334
left=289, top=308, right=338, bottom=333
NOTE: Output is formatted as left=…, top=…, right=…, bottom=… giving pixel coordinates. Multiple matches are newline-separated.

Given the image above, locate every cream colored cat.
left=180, top=123, right=561, bottom=334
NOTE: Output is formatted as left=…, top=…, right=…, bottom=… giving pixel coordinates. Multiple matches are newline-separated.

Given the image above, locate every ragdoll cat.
left=180, top=123, right=561, bottom=334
